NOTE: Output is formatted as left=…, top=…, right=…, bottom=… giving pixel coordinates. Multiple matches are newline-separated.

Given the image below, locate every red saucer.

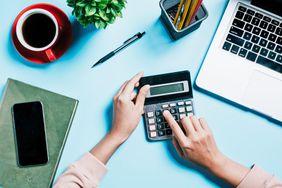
left=12, top=3, right=72, bottom=64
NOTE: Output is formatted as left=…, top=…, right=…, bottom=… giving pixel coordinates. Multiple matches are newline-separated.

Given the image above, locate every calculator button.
left=162, top=104, right=169, bottom=108
left=185, top=101, right=192, bottom=105
left=158, top=130, right=165, bottom=136
left=164, top=123, right=170, bottom=128
left=179, top=113, right=186, bottom=119
left=166, top=129, right=172, bottom=135
left=178, top=107, right=185, bottom=113
left=147, top=112, right=154, bottom=118
left=149, top=125, right=156, bottom=131
left=170, top=108, right=177, bottom=114
left=156, top=117, right=163, bottom=123
left=150, top=132, right=157, bottom=138
left=186, top=106, right=193, bottom=112
left=169, top=103, right=176, bottom=107
left=177, top=101, right=184, bottom=106
left=148, top=118, right=155, bottom=124
left=187, top=112, right=193, bottom=117
left=155, top=110, right=162, bottom=116
left=157, top=124, right=165, bottom=130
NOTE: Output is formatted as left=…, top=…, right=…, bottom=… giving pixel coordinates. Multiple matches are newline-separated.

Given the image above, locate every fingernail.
left=144, top=85, right=150, bottom=90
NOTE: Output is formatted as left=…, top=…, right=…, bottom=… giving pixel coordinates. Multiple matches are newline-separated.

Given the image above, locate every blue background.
left=1, top=0, right=282, bottom=187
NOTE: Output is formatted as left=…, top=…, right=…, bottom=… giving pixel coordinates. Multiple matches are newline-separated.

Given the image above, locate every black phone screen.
left=12, top=101, right=48, bottom=166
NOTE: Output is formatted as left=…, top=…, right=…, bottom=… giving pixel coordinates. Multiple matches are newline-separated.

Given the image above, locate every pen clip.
left=123, top=33, right=139, bottom=44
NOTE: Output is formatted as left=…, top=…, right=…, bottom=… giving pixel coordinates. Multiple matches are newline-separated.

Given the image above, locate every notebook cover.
left=0, top=79, right=79, bottom=188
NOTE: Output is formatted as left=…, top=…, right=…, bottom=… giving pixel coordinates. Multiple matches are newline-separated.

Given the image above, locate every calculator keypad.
left=144, top=99, right=194, bottom=141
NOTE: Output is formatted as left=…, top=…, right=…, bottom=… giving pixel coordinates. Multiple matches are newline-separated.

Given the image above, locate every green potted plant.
left=67, top=0, right=126, bottom=29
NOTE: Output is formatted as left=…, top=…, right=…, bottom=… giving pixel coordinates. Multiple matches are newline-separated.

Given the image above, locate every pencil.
left=186, top=0, right=203, bottom=26
left=177, top=0, right=192, bottom=30
left=173, top=0, right=186, bottom=26
left=184, top=0, right=199, bottom=27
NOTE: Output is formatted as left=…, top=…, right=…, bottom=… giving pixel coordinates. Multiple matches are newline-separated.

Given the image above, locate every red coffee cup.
left=12, top=3, right=72, bottom=64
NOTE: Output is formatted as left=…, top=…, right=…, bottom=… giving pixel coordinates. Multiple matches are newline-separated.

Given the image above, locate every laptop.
left=196, top=0, right=282, bottom=122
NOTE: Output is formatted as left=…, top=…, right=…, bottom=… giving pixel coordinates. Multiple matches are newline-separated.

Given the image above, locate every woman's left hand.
left=110, top=72, right=150, bottom=143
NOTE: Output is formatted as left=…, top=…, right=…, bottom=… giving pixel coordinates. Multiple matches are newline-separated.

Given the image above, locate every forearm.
left=90, top=132, right=124, bottom=165
left=55, top=130, right=125, bottom=187
left=55, top=134, right=123, bottom=188
left=209, top=153, right=250, bottom=187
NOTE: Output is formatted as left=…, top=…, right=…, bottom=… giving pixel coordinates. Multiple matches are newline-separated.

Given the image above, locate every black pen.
left=91, top=32, right=146, bottom=68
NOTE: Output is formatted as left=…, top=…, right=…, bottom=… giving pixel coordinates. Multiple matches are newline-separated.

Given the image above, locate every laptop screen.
left=252, top=0, right=282, bottom=17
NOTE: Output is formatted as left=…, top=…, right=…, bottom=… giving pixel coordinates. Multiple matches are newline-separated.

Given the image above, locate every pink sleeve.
left=53, top=152, right=107, bottom=188
left=237, top=165, right=282, bottom=188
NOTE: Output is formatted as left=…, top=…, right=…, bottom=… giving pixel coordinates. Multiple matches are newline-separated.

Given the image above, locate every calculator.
left=138, top=71, right=195, bottom=141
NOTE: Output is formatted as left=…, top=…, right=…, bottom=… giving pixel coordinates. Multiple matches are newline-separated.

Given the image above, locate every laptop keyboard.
left=222, top=4, right=282, bottom=73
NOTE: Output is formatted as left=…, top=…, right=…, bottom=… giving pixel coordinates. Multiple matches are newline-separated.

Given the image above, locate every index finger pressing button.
left=163, top=111, right=186, bottom=142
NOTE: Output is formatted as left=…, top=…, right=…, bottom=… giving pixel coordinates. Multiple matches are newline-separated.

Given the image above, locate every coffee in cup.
left=16, top=8, right=59, bottom=61
left=12, top=4, right=73, bottom=63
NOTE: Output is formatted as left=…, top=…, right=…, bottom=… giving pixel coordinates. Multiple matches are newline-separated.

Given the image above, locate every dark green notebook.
left=0, top=79, right=78, bottom=188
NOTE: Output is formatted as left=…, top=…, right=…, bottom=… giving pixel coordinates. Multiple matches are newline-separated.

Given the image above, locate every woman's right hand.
left=163, top=111, right=250, bottom=187
left=163, top=111, right=225, bottom=171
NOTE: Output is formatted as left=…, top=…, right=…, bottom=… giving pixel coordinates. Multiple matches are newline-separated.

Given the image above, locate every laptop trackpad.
left=242, top=71, right=282, bottom=120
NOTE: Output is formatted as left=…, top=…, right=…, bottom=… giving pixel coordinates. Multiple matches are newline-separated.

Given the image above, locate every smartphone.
left=12, top=101, right=48, bottom=167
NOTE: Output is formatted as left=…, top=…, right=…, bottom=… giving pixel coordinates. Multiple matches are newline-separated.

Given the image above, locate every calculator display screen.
left=150, top=83, right=184, bottom=96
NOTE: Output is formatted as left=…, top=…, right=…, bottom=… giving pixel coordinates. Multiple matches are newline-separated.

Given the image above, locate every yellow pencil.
left=177, top=0, right=192, bottom=30
left=184, top=0, right=199, bottom=27
left=173, top=0, right=186, bottom=26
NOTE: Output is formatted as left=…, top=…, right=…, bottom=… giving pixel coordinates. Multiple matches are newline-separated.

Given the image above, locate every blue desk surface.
left=1, top=0, right=282, bottom=187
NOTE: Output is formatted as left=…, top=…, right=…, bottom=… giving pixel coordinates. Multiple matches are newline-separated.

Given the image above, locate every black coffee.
left=22, top=13, right=56, bottom=48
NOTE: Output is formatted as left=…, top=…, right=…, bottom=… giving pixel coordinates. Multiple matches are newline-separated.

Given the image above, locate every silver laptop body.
left=196, top=0, right=282, bottom=122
